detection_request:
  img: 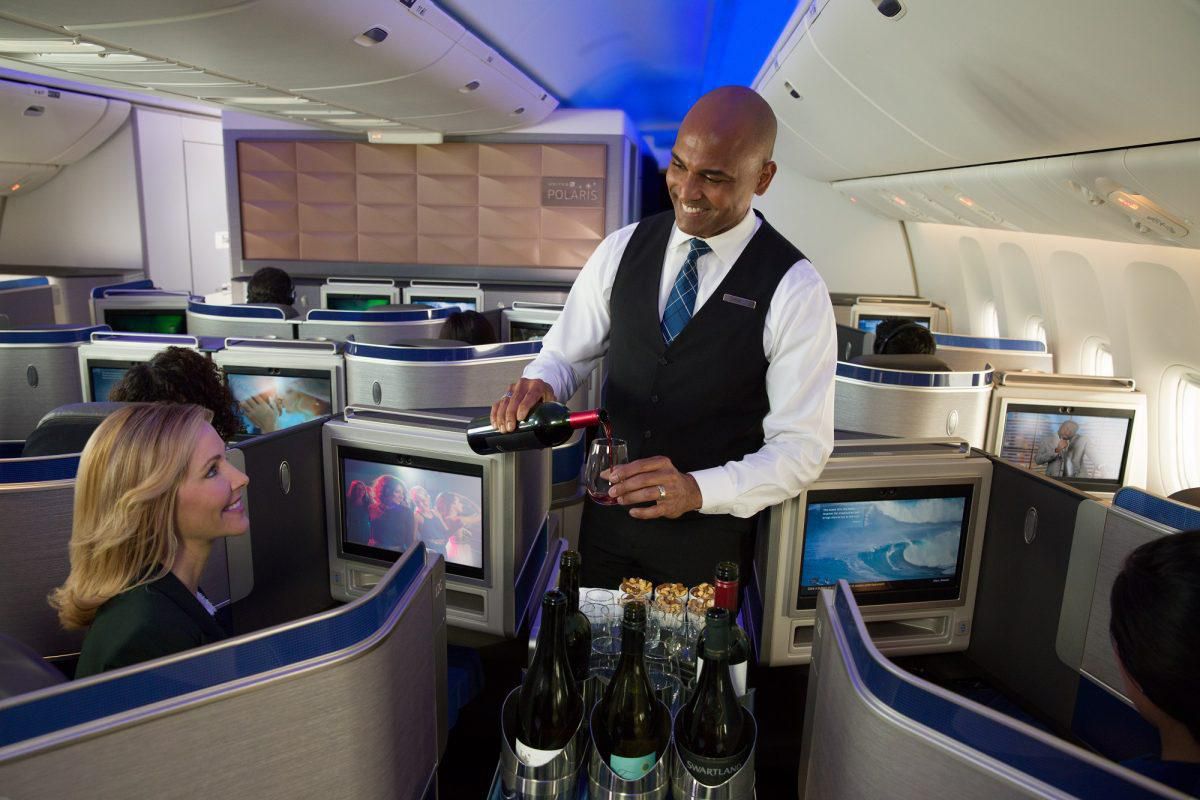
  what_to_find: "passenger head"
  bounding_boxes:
[439,310,496,345]
[666,85,778,239]
[246,266,295,306]
[1058,420,1079,439]
[49,404,248,629]
[1110,530,1200,746]
[873,320,937,356]
[372,474,408,509]
[109,347,240,441]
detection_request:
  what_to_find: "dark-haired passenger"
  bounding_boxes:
[439,310,497,345]
[246,266,298,319]
[369,474,415,553]
[1110,530,1200,795]
[109,347,241,441]
[345,480,372,546]
[873,319,936,356]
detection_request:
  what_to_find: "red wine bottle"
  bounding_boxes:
[516,590,583,766]
[468,402,608,454]
[598,602,660,781]
[557,550,591,685]
[696,561,750,695]
[678,608,745,786]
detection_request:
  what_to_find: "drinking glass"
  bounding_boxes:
[584,589,615,607]
[585,437,628,505]
[581,601,616,640]
[590,635,621,680]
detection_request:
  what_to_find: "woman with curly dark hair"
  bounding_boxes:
[109,347,241,441]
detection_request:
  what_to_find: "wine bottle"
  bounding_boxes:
[696,561,750,696]
[516,590,583,766]
[558,550,591,685]
[468,402,608,454]
[678,608,745,786]
[598,602,660,781]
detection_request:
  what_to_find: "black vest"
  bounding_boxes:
[606,210,800,473]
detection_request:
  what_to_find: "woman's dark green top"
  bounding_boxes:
[74,571,227,679]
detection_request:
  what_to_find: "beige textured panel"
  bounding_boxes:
[298,202,357,232]
[419,235,478,264]
[297,172,356,204]
[237,141,296,172]
[239,171,297,203]
[296,141,356,173]
[355,143,415,174]
[242,231,299,260]
[480,237,539,267]
[417,174,479,206]
[357,173,417,205]
[542,144,606,178]
[479,174,541,207]
[241,201,298,232]
[478,143,541,176]
[418,205,478,237]
[479,206,540,239]
[300,232,357,261]
[359,233,418,263]
[358,204,418,235]
[541,239,602,267]
[416,143,479,175]
[540,207,606,240]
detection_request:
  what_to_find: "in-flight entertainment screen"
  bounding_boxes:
[338,445,485,578]
[326,294,392,311]
[88,361,135,401]
[103,308,187,335]
[411,296,477,313]
[797,484,973,608]
[225,367,333,439]
[998,404,1134,491]
[508,320,552,342]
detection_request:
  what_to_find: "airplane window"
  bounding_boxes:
[981,302,1000,338]
[1082,337,1114,377]
[1177,373,1200,489]
[1024,316,1048,348]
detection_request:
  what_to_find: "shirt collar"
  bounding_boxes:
[667,208,759,267]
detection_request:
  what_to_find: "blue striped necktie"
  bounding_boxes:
[660,237,711,345]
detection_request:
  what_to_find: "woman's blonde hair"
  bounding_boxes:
[49,403,214,629]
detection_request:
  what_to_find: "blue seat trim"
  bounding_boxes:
[87,333,198,347]
[933,333,1047,352]
[1112,487,1200,532]
[0,277,49,291]
[832,583,1162,797]
[0,454,80,484]
[551,436,585,484]
[835,361,993,388]
[1071,674,1159,762]
[0,544,428,748]
[306,307,454,322]
[197,336,228,353]
[0,325,109,345]
[187,301,286,320]
[346,340,543,362]
[92,279,154,299]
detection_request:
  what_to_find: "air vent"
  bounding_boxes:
[459,80,481,93]
[873,0,906,19]
[354,27,389,47]
[511,106,525,116]
[783,81,802,100]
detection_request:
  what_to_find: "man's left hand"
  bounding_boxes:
[604,456,703,519]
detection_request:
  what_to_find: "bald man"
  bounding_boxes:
[1035,420,1093,479]
[492,86,836,588]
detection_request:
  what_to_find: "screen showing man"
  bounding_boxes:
[857,315,931,334]
[89,364,131,402]
[797,485,972,607]
[340,451,484,574]
[412,297,476,313]
[327,294,391,311]
[999,406,1133,486]
[104,309,187,335]
[226,370,332,436]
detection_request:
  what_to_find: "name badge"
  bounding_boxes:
[722,293,756,310]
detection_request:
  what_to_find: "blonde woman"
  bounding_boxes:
[49,403,249,678]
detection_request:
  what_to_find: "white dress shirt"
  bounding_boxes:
[523,208,837,518]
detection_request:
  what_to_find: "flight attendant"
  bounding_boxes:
[492,86,836,587]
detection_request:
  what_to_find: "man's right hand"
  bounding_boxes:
[490,378,555,432]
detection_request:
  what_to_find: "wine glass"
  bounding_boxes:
[585,437,628,505]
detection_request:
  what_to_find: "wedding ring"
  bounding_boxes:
[503,390,513,398]
[657,485,667,500]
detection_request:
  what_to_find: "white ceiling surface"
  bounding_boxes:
[756,0,1200,182]
[0,0,557,134]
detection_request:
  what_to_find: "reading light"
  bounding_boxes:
[353,27,389,46]
[957,195,976,208]
[459,81,481,93]
[511,107,525,116]
[367,130,444,144]
[891,195,908,206]
[10,183,20,192]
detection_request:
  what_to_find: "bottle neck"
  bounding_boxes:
[534,604,567,667]
[559,564,580,613]
[567,409,607,430]
[714,579,739,615]
[618,626,645,665]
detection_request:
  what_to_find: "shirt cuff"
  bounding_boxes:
[690,466,738,516]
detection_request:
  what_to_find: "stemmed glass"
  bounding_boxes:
[585,437,628,505]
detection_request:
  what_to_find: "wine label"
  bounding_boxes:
[676,742,745,787]
[609,751,657,781]
[515,738,565,767]
[696,656,748,697]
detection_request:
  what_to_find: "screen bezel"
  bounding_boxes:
[86,358,141,402]
[508,320,552,342]
[103,307,188,335]
[795,483,975,610]
[335,444,487,580]
[856,314,932,334]
[997,401,1135,493]
[223,364,335,442]
[325,293,393,311]
[403,285,483,313]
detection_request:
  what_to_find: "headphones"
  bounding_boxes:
[874,321,928,354]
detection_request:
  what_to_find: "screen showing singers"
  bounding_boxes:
[226,371,333,437]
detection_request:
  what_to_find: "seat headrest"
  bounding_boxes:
[849,353,953,372]
[1168,487,1200,510]
[389,337,472,348]
[242,303,299,320]
[21,402,129,458]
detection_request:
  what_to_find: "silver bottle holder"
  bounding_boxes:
[498,686,588,800]
[586,699,672,800]
[669,707,757,799]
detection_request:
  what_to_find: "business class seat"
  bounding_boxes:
[932,332,1054,373]
[21,402,127,458]
[849,352,952,371]
[0,633,65,701]
[1168,487,1200,509]
[185,300,297,339]
[298,306,453,345]
[0,324,109,441]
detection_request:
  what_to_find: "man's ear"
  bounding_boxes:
[755,161,778,195]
